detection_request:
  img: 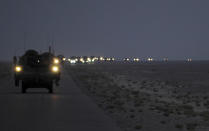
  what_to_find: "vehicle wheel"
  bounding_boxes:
[15,79,19,86]
[49,88,53,93]
[22,81,27,93]
[55,79,59,86]
[48,82,53,93]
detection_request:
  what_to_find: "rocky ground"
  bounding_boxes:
[67,61,209,131]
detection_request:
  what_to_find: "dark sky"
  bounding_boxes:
[1,0,209,60]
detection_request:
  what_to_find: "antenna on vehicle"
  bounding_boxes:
[49,46,52,53]
[52,34,55,55]
[23,32,26,52]
[52,40,54,55]
[46,33,50,51]
[13,48,17,65]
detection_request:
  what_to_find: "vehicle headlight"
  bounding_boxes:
[52,66,59,73]
[15,66,22,72]
[100,57,104,61]
[87,58,91,62]
[53,58,60,64]
[70,60,76,64]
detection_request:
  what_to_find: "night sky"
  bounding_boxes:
[1,0,209,60]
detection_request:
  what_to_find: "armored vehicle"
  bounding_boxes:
[14,49,61,93]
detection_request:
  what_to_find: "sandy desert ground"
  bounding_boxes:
[68,61,209,131]
[1,61,209,131]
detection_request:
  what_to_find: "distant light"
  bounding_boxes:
[148,58,153,61]
[107,58,111,61]
[63,58,66,61]
[123,58,130,61]
[80,58,84,62]
[163,58,168,61]
[93,57,98,61]
[100,57,104,61]
[80,58,85,63]
[187,58,192,62]
[87,57,92,63]
[134,58,140,62]
[70,59,76,64]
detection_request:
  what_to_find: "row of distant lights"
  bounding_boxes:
[124,58,193,62]
[62,57,193,64]
[63,57,150,63]
[66,57,101,64]
[62,57,115,64]
[123,58,192,62]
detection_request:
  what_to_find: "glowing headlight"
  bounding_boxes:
[100,57,104,61]
[93,57,98,61]
[87,58,91,62]
[52,66,59,72]
[15,66,22,72]
[70,60,76,64]
[80,58,83,61]
[148,58,153,61]
[163,58,168,61]
[187,58,192,62]
[54,58,60,64]
[134,58,140,62]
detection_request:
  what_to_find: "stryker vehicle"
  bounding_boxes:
[14,49,61,93]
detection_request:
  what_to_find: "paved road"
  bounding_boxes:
[0,69,121,131]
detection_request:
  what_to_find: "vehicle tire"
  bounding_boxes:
[48,82,53,93]
[22,81,27,93]
[15,79,19,86]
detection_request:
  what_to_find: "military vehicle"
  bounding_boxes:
[13,49,61,93]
